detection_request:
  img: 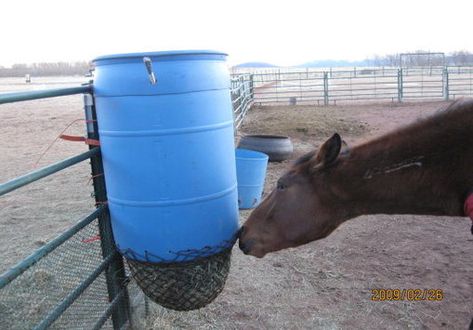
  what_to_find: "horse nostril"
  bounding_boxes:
[238,226,246,238]
[239,238,254,254]
[239,240,249,254]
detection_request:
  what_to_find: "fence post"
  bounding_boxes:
[299,71,302,101]
[397,68,403,102]
[84,91,131,329]
[249,74,254,99]
[443,67,449,101]
[323,72,329,106]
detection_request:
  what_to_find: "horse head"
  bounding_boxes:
[239,133,352,257]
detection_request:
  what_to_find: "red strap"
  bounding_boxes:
[60,134,100,146]
[463,194,473,220]
[82,235,101,243]
[463,193,473,235]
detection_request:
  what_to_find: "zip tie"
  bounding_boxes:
[87,173,104,185]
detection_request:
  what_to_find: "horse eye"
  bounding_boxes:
[277,181,287,191]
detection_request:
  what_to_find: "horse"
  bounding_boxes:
[239,98,473,258]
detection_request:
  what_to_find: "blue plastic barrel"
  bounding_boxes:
[93,50,239,262]
[235,148,269,209]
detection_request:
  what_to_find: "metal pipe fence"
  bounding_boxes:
[232,66,473,106]
[0,86,130,329]
[0,75,257,329]
[231,75,254,128]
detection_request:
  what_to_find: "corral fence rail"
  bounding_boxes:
[0,77,255,329]
[231,65,473,106]
[0,86,130,330]
[231,74,254,129]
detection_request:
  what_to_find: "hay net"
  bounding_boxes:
[127,249,232,311]
[0,218,125,330]
[122,238,236,311]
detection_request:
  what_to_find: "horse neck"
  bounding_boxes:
[332,107,473,217]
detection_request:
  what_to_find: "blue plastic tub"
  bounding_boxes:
[93,50,239,262]
[235,148,269,209]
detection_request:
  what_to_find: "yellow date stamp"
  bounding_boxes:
[371,289,444,301]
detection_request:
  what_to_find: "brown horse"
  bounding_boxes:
[239,98,473,258]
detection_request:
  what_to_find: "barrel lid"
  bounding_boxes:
[93,50,227,64]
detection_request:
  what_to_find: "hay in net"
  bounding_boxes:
[127,248,232,311]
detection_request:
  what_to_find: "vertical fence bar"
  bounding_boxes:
[299,71,302,102]
[249,74,254,99]
[276,71,279,104]
[443,67,450,101]
[84,91,131,329]
[397,68,403,102]
[323,72,329,106]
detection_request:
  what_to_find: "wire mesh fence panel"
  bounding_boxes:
[0,218,116,329]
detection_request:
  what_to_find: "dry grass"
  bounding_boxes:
[241,105,369,142]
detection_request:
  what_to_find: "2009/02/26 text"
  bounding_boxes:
[371,289,444,301]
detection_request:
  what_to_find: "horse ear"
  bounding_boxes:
[311,133,342,171]
[340,139,349,155]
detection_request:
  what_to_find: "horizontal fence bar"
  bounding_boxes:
[254,96,398,103]
[329,86,398,91]
[92,287,128,330]
[329,92,400,97]
[450,86,473,90]
[0,147,100,196]
[253,98,387,104]
[231,92,247,104]
[235,104,254,128]
[0,85,92,105]
[33,251,117,330]
[255,90,324,96]
[234,97,253,116]
[279,83,325,88]
[0,205,106,290]
[449,78,473,82]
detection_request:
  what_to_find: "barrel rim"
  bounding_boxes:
[93,49,228,63]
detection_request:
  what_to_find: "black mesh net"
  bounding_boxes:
[127,248,232,311]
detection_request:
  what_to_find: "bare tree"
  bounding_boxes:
[0,62,91,77]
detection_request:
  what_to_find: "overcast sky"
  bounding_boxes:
[1,0,472,67]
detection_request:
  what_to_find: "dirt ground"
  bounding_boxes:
[146,100,473,329]
[1,85,472,329]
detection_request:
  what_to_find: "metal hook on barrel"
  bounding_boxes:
[143,57,157,85]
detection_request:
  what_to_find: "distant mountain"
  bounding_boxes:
[233,62,277,68]
[297,59,370,68]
